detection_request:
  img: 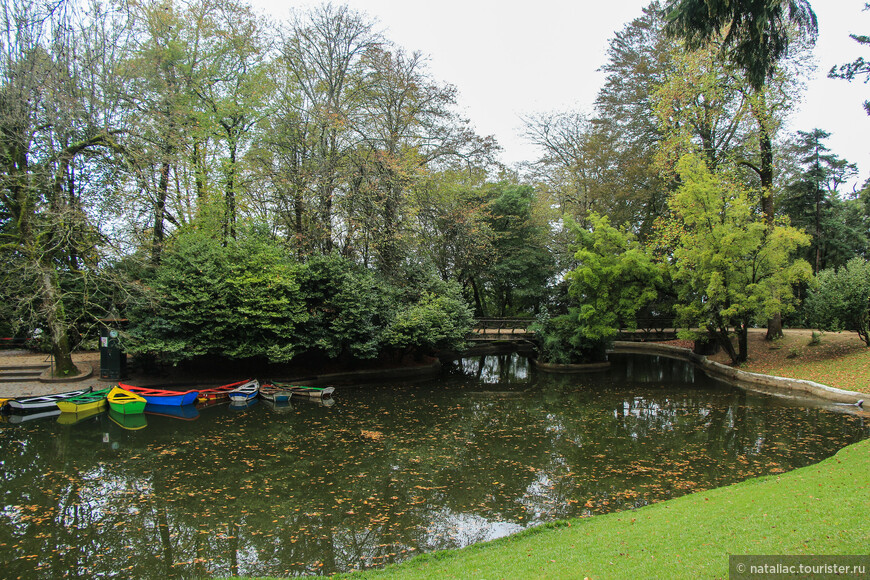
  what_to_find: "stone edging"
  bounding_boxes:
[532,360,611,373]
[38,362,94,383]
[611,341,866,406]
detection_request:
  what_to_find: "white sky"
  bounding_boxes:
[252,0,870,187]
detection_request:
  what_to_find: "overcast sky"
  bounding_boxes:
[253,0,870,187]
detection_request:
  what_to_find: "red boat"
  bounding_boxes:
[119,384,200,407]
[197,379,258,402]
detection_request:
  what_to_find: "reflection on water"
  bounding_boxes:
[1,353,867,577]
[459,354,530,384]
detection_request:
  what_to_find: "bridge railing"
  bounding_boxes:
[472,318,534,335]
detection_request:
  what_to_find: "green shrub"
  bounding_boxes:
[127,229,307,363]
[804,257,870,345]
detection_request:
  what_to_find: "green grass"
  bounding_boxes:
[322,438,870,579]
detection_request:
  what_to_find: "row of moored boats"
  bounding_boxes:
[0,379,335,417]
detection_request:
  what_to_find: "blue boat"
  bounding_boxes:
[120,384,199,406]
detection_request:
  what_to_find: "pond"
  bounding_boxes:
[1,353,867,578]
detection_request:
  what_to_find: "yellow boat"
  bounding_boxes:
[56,388,111,414]
[107,386,146,415]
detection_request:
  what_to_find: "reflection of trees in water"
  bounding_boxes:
[458,354,530,384]
[1,356,868,577]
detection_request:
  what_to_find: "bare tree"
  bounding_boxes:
[0,0,127,374]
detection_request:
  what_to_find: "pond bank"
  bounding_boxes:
[611,341,868,409]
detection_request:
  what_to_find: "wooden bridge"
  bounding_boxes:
[470,316,677,343]
[470,318,536,342]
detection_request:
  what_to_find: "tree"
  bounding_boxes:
[567,213,664,344]
[664,0,818,339]
[411,168,496,315]
[779,129,860,273]
[663,0,817,91]
[295,253,389,360]
[532,212,664,365]
[280,3,380,254]
[804,257,870,345]
[483,183,555,317]
[191,0,272,242]
[128,228,309,363]
[0,0,126,375]
[592,1,673,237]
[653,41,755,177]
[351,47,487,276]
[121,0,206,263]
[523,111,598,225]
[829,3,870,116]
[668,154,811,362]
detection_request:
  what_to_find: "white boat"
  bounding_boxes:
[7,387,93,413]
[227,379,259,402]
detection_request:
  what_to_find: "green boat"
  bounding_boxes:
[107,386,146,415]
[263,381,334,399]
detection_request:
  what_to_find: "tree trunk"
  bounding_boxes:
[759,126,774,226]
[709,325,738,364]
[754,90,782,340]
[765,313,783,341]
[192,140,206,200]
[224,138,237,241]
[737,323,748,363]
[39,264,79,376]
[152,159,170,265]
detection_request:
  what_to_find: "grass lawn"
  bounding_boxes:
[327,439,869,579]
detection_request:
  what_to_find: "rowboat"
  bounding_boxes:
[145,403,200,421]
[109,409,147,430]
[57,406,104,425]
[56,388,111,414]
[107,386,146,415]
[198,379,258,402]
[0,397,11,410]
[120,384,199,407]
[6,387,93,413]
[265,381,334,399]
[228,379,259,402]
[258,383,293,403]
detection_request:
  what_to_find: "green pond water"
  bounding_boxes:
[1,353,867,578]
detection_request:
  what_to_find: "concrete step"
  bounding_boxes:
[0,366,48,383]
[0,365,49,372]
